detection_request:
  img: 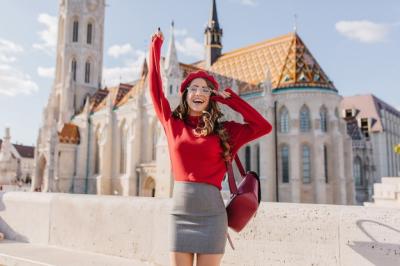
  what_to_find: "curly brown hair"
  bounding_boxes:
[172,79,232,162]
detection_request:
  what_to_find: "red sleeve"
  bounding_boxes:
[148,35,172,125]
[211,88,272,156]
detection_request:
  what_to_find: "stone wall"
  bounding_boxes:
[1,192,399,265]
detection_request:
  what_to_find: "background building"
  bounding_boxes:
[0,127,35,191]
[342,95,400,178]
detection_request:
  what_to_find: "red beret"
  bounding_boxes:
[179,70,219,95]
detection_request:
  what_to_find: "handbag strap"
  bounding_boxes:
[234,155,246,176]
[226,154,246,194]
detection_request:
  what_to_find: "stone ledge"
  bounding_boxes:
[0,240,148,266]
[1,192,400,266]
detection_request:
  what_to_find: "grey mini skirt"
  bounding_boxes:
[168,181,228,254]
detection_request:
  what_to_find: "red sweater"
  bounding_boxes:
[149,36,272,190]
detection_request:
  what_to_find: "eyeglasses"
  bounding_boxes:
[187,86,212,95]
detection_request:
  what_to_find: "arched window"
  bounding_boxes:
[302,144,311,183]
[72,20,79,42]
[279,107,290,133]
[87,23,93,44]
[245,146,251,172]
[300,105,311,132]
[143,177,156,197]
[71,59,77,81]
[320,106,328,132]
[256,143,260,174]
[281,145,290,183]
[353,157,362,186]
[85,61,91,83]
[323,145,328,183]
[119,124,127,174]
[94,130,100,174]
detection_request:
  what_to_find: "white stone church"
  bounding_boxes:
[32,0,355,204]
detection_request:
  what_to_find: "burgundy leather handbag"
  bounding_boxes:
[225,154,261,233]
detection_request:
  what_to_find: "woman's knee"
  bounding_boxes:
[170,252,195,266]
[196,253,223,266]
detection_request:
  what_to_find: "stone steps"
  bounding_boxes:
[0,240,150,266]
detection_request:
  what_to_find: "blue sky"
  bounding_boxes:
[0,0,399,145]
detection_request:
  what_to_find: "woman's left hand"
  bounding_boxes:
[212,89,231,99]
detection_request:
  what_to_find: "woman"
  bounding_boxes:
[149,29,272,266]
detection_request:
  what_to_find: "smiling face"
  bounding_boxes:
[186,78,212,116]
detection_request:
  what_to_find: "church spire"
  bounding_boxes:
[165,20,179,73]
[164,21,182,96]
[209,0,220,30]
[204,0,223,68]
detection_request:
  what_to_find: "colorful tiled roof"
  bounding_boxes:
[75,32,339,117]
[116,80,144,108]
[89,88,109,112]
[194,32,336,93]
[58,123,80,144]
[91,83,134,112]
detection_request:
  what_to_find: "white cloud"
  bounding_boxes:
[103,50,145,86]
[174,28,188,37]
[0,39,35,96]
[33,13,57,54]
[335,20,390,43]
[176,37,203,60]
[0,64,39,96]
[240,0,258,6]
[0,39,23,63]
[37,66,55,78]
[107,44,133,58]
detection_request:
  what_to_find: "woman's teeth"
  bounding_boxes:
[193,99,204,104]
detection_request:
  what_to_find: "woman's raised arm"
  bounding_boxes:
[211,88,272,156]
[149,31,172,125]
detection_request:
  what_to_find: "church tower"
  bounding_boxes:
[32,0,105,192]
[204,0,223,68]
[54,0,105,125]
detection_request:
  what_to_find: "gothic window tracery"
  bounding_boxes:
[279,106,290,133]
[302,144,311,183]
[300,105,311,132]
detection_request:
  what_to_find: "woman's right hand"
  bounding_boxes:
[151,28,164,42]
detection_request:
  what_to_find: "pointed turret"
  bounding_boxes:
[210,0,220,29]
[4,127,10,141]
[0,128,12,163]
[164,21,182,96]
[204,0,223,68]
[165,21,179,75]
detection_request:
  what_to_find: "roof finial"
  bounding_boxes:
[171,20,174,27]
[293,13,298,33]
